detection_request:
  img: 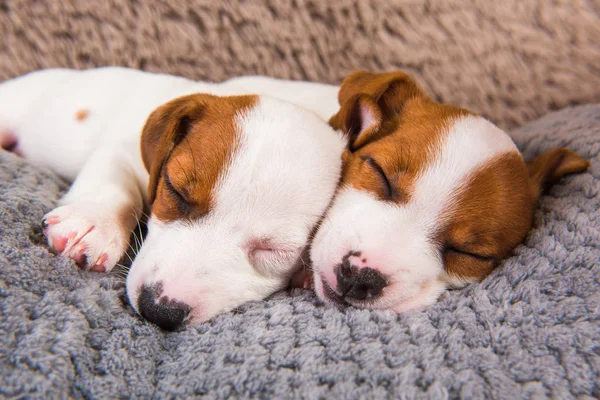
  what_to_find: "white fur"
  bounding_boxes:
[126,97,345,323]
[311,115,520,311]
[224,75,339,121]
[0,67,344,325]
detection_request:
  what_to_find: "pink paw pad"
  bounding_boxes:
[50,235,68,254]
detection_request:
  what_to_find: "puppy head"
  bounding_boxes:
[312,71,589,312]
[127,93,345,329]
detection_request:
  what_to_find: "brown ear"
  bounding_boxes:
[141,95,205,204]
[329,94,383,151]
[337,70,427,118]
[329,70,427,151]
[526,148,590,198]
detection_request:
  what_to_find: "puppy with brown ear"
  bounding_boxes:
[0,67,345,330]
[310,70,589,312]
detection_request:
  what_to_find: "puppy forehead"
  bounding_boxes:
[155,95,258,222]
[422,115,519,182]
[409,115,520,227]
[166,94,259,173]
[212,96,341,218]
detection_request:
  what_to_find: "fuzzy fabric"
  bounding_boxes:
[1,0,600,130]
[1,0,599,398]
[1,105,598,399]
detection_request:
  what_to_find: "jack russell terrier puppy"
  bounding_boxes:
[0,67,345,330]
[306,71,590,313]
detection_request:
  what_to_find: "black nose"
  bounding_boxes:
[138,285,191,331]
[336,263,388,301]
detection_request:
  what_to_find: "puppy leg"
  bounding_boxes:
[42,146,144,272]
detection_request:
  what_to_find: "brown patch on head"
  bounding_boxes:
[438,152,534,280]
[75,109,89,122]
[334,83,471,202]
[330,70,473,202]
[439,147,589,281]
[140,93,257,222]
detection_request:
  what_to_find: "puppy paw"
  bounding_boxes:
[42,204,131,272]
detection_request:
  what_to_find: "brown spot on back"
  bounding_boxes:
[140,94,257,222]
[75,109,89,122]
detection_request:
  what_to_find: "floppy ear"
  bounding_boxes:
[526,147,590,198]
[328,94,383,152]
[141,95,205,204]
[329,70,427,151]
[337,70,426,118]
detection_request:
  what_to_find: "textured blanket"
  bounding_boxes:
[1,0,599,398]
[1,105,598,398]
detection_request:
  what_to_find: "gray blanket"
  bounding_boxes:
[0,104,598,399]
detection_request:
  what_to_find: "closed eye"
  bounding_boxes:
[364,157,393,199]
[445,246,495,263]
[163,173,190,212]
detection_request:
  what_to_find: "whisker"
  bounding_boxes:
[132,229,142,253]
[136,208,151,220]
[115,262,129,270]
[130,229,139,253]
[136,218,145,247]
[126,207,148,255]
[124,247,135,264]
[111,263,130,282]
[129,205,148,247]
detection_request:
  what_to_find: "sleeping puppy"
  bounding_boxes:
[0,67,345,330]
[309,71,590,312]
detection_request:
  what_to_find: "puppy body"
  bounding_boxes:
[0,67,344,329]
[0,68,340,181]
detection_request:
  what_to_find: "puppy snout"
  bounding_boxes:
[336,258,388,301]
[138,284,191,331]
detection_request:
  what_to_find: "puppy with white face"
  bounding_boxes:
[310,71,590,312]
[0,68,344,330]
[127,94,344,327]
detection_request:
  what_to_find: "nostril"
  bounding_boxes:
[340,258,354,277]
[138,284,191,331]
[337,266,388,301]
[336,260,357,287]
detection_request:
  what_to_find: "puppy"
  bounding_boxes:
[0,67,345,329]
[309,71,590,312]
